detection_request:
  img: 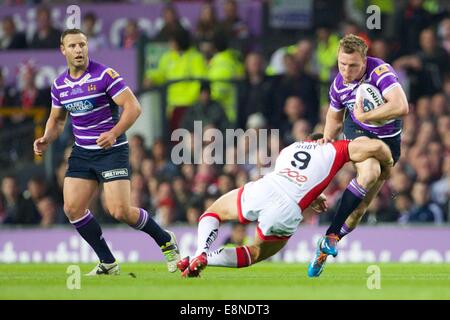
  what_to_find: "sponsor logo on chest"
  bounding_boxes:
[65,100,94,112]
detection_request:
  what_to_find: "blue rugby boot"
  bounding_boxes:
[320,234,339,257]
[307,244,328,277]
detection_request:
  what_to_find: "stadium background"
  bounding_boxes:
[0,0,449,266]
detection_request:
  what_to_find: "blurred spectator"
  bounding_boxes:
[130,173,150,210]
[153,181,176,227]
[129,136,146,174]
[395,193,414,224]
[394,0,433,55]
[12,61,50,110]
[154,4,186,42]
[193,162,216,198]
[293,38,319,79]
[29,6,60,49]
[180,81,229,133]
[0,66,16,142]
[172,175,191,221]
[369,38,394,63]
[237,52,272,129]
[15,175,47,225]
[1,16,27,50]
[430,156,449,212]
[389,169,413,195]
[0,175,24,224]
[430,91,448,117]
[291,119,312,143]
[144,28,207,132]
[438,17,450,54]
[270,53,319,129]
[223,222,250,247]
[151,138,179,181]
[6,61,50,162]
[341,20,371,47]
[217,173,235,196]
[403,181,444,224]
[185,199,202,226]
[119,19,146,49]
[394,27,449,101]
[208,31,244,125]
[36,196,65,227]
[280,96,307,145]
[202,194,218,212]
[218,0,249,50]
[315,26,339,86]
[195,2,218,60]
[82,12,108,51]
[266,38,318,77]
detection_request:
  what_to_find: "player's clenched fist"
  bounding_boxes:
[33,137,49,156]
[96,131,117,149]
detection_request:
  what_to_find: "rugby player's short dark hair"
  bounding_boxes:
[307,132,324,140]
[60,28,87,44]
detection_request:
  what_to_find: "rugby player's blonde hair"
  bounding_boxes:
[339,34,368,58]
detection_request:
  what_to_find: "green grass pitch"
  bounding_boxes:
[1,262,449,300]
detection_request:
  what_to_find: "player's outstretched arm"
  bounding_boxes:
[320,107,344,144]
[348,139,393,168]
[33,107,67,156]
[96,88,141,149]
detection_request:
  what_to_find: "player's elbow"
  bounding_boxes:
[132,102,142,118]
[398,101,409,116]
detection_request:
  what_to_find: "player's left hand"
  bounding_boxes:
[310,193,328,213]
[353,97,367,123]
[96,131,117,149]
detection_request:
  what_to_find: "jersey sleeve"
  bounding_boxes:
[331,140,351,165]
[104,68,128,99]
[371,63,401,96]
[329,80,344,112]
[50,83,62,108]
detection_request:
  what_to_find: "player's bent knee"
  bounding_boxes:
[63,204,86,221]
[357,166,381,188]
[109,205,131,222]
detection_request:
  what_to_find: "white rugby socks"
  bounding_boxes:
[194,212,221,257]
[207,246,252,268]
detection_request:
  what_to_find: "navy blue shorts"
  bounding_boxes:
[343,116,401,164]
[66,144,131,183]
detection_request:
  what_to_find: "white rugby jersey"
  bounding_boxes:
[263,140,350,210]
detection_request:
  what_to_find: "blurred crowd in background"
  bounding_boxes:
[0,0,449,229]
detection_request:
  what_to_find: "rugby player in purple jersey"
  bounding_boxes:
[33,29,180,275]
[308,34,409,277]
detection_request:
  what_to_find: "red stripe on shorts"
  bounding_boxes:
[256,225,291,241]
[237,186,251,224]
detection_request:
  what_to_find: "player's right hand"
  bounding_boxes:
[33,137,49,156]
[316,137,334,145]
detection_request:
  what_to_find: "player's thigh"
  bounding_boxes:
[354,156,381,182]
[63,177,99,219]
[206,188,240,222]
[102,179,131,213]
[251,236,288,263]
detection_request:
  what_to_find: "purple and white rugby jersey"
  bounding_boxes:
[51,60,128,149]
[329,56,402,138]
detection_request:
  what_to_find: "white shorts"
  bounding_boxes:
[237,179,302,241]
